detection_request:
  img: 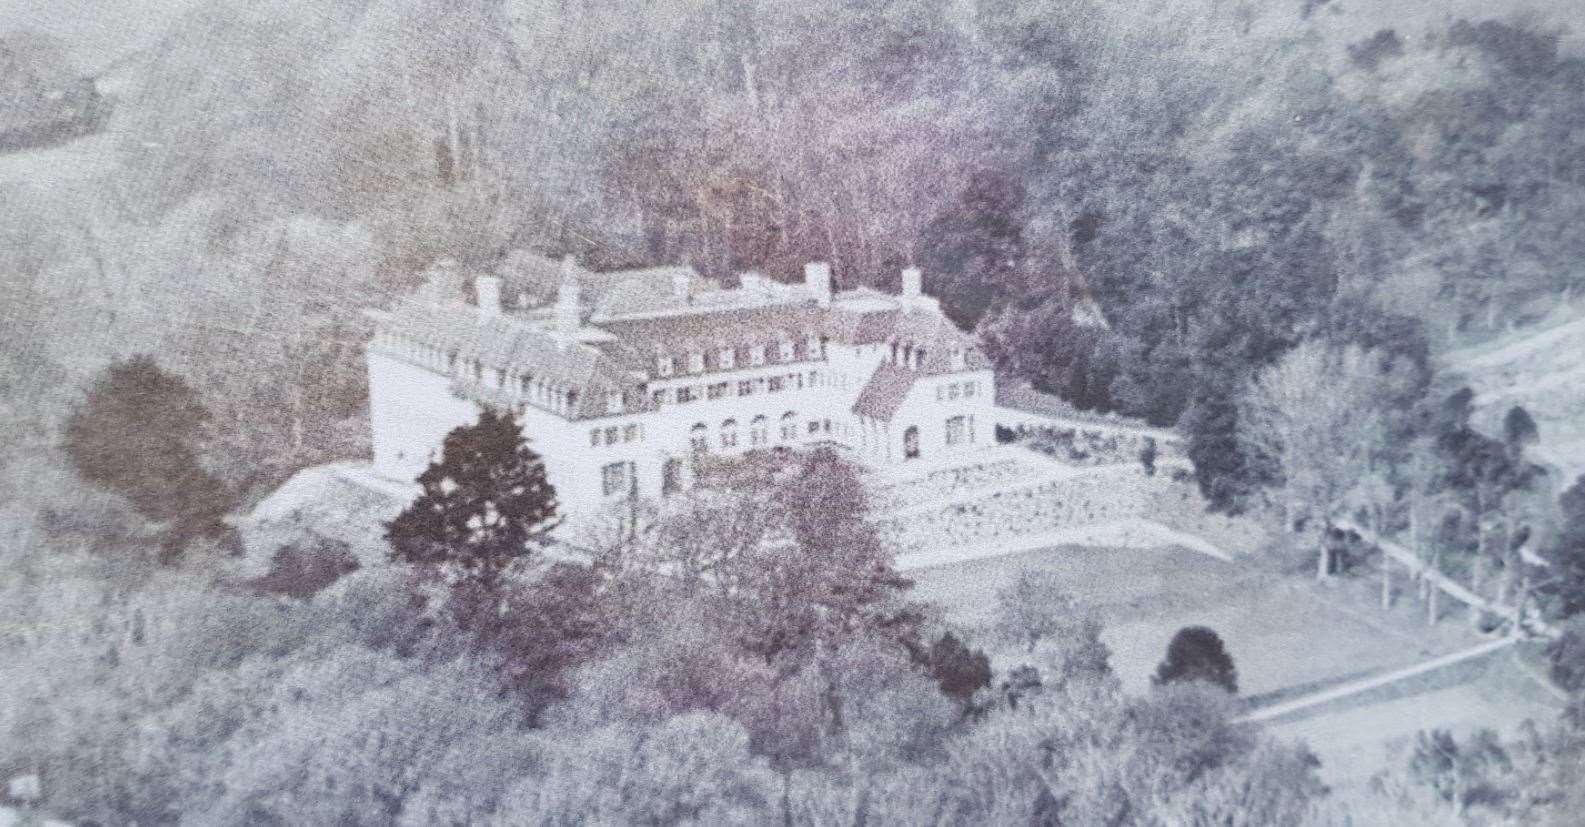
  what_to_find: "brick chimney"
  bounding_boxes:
[555,255,581,342]
[474,275,501,319]
[804,261,832,307]
[901,266,922,299]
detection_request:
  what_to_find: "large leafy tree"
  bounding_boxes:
[61,355,233,555]
[387,408,559,590]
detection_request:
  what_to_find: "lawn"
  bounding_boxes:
[909,544,1475,697]
[911,543,1565,790]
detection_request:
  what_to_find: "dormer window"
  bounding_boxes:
[950,346,966,371]
[606,391,623,414]
[750,345,766,366]
[805,335,821,358]
[657,355,675,377]
[779,340,795,361]
[688,351,705,373]
[718,347,736,370]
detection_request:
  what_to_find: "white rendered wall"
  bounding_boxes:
[367,350,479,483]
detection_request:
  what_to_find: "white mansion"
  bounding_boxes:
[364,255,999,518]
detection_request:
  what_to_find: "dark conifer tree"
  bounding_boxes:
[387,408,559,590]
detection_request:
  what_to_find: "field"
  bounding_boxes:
[910,543,1562,788]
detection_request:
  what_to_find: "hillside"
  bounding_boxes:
[1442,306,1585,487]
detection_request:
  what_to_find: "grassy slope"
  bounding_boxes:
[1441,305,1585,489]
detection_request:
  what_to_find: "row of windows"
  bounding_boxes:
[688,413,830,450]
[655,371,820,405]
[656,336,827,377]
[935,381,980,402]
[590,423,643,447]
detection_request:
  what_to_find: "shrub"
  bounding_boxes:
[1153,626,1238,694]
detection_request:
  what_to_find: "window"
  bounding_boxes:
[768,376,784,393]
[602,461,631,497]
[936,385,945,401]
[522,374,534,394]
[677,386,695,403]
[658,356,675,377]
[472,360,483,381]
[688,352,705,373]
[946,415,968,446]
[690,423,708,450]
[604,426,619,445]
[495,368,507,388]
[948,383,961,401]
[750,415,768,446]
[950,347,966,370]
[809,420,820,435]
[794,373,804,390]
[904,425,920,460]
[721,419,739,448]
[663,457,683,496]
[964,381,976,398]
[707,382,728,400]
[779,340,795,361]
[718,347,736,369]
[781,412,798,441]
[623,424,640,442]
[738,380,754,397]
[607,391,623,414]
[590,429,601,447]
[652,388,668,404]
[750,345,766,366]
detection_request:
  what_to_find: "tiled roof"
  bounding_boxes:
[851,363,917,421]
[375,297,647,419]
[378,261,991,420]
[598,303,829,371]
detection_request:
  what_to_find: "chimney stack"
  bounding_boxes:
[474,275,501,319]
[555,255,581,342]
[901,266,922,299]
[804,261,832,307]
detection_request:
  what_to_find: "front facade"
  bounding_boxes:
[364,256,997,519]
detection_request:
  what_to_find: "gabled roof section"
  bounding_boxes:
[852,363,918,421]
[373,296,650,419]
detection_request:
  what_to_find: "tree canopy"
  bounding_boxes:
[387,408,559,589]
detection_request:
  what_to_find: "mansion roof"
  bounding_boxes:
[369,256,988,421]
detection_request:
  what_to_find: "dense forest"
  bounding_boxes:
[4,0,1585,823]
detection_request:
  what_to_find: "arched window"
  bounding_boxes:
[690,423,708,450]
[720,418,739,448]
[750,415,768,446]
[780,411,798,441]
[945,415,967,446]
